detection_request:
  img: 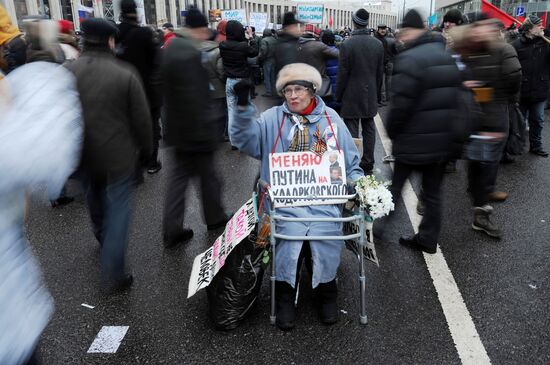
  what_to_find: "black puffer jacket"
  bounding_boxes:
[219,21,259,78]
[513,34,550,102]
[387,31,461,165]
[162,35,218,151]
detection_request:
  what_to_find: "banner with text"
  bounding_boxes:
[222,9,247,24]
[187,197,257,298]
[343,216,378,266]
[297,4,324,24]
[269,151,347,208]
[249,12,268,33]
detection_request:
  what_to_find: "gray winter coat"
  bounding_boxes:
[336,28,384,118]
[297,35,339,77]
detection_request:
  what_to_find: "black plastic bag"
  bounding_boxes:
[506,103,527,156]
[206,236,266,330]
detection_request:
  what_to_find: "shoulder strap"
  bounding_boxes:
[324,111,342,153]
[271,113,286,154]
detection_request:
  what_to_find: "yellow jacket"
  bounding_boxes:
[0,5,20,46]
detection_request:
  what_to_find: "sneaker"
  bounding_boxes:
[472,206,502,239]
[488,191,508,202]
[163,229,194,249]
[529,148,549,157]
[147,161,162,174]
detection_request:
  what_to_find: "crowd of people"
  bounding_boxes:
[1,0,549,361]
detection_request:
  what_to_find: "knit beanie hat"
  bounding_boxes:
[401,9,424,29]
[283,12,300,27]
[162,22,174,30]
[120,0,137,16]
[352,9,369,27]
[443,9,463,25]
[276,63,322,95]
[321,30,335,45]
[522,15,542,32]
[185,7,208,28]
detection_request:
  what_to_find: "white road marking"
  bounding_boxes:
[374,115,491,365]
[87,326,129,354]
[81,303,95,309]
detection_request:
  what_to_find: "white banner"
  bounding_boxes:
[221,9,247,24]
[249,12,268,33]
[297,4,324,24]
[269,150,347,208]
[343,217,378,266]
[187,197,257,298]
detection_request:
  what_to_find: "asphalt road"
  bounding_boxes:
[26,93,549,364]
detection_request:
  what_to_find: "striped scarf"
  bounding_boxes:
[287,115,328,156]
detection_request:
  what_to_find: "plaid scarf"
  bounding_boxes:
[288,115,310,152]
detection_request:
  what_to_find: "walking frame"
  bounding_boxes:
[256,179,371,325]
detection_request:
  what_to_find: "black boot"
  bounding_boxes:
[275,281,296,331]
[315,280,338,325]
[472,205,502,239]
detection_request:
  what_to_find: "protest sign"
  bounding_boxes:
[269,151,347,208]
[343,217,378,266]
[187,197,258,298]
[249,12,268,33]
[297,4,324,24]
[222,9,247,24]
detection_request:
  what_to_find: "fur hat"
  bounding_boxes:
[443,9,463,26]
[276,63,322,96]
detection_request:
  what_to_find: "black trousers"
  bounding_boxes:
[467,140,506,207]
[344,117,375,173]
[162,148,225,235]
[149,106,162,166]
[390,162,445,250]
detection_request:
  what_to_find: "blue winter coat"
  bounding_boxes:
[230,96,363,288]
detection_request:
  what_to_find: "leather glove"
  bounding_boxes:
[234,80,253,106]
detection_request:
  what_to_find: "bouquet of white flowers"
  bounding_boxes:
[354,175,394,219]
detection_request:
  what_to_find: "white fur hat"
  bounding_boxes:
[276,63,322,96]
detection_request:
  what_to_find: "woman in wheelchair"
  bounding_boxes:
[230,63,364,330]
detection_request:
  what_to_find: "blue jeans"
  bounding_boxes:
[520,100,545,150]
[85,174,133,282]
[262,60,275,95]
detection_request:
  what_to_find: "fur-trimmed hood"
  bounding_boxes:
[275,63,322,95]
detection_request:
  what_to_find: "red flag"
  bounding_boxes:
[517,15,525,24]
[481,0,520,28]
[540,12,547,29]
[329,16,333,27]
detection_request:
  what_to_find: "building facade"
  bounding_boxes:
[1,0,397,30]
[435,0,549,21]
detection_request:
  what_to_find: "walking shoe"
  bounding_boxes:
[416,199,425,216]
[399,235,437,254]
[444,161,457,173]
[163,229,194,249]
[529,148,549,157]
[103,274,133,293]
[488,191,508,202]
[147,161,162,174]
[315,280,338,325]
[383,154,396,163]
[50,196,75,208]
[472,205,502,239]
[275,281,297,331]
[207,215,231,231]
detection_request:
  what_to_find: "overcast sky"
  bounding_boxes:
[391,0,434,17]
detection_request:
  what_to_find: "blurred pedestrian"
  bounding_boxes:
[162,8,229,248]
[335,8,384,175]
[297,24,338,101]
[161,22,176,48]
[374,24,396,105]
[117,0,163,175]
[258,28,277,96]
[274,12,301,76]
[58,19,79,61]
[385,9,461,254]
[513,15,550,157]
[455,15,522,238]
[215,19,228,43]
[321,29,341,113]
[219,20,259,144]
[66,18,152,290]
[0,22,81,362]
[0,5,26,73]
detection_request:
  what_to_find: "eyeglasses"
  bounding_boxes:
[282,86,309,97]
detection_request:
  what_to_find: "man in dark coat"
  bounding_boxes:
[258,28,277,96]
[374,24,396,105]
[117,0,163,174]
[66,18,153,290]
[336,8,384,174]
[513,15,550,157]
[386,10,461,254]
[162,8,228,248]
[274,12,301,76]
